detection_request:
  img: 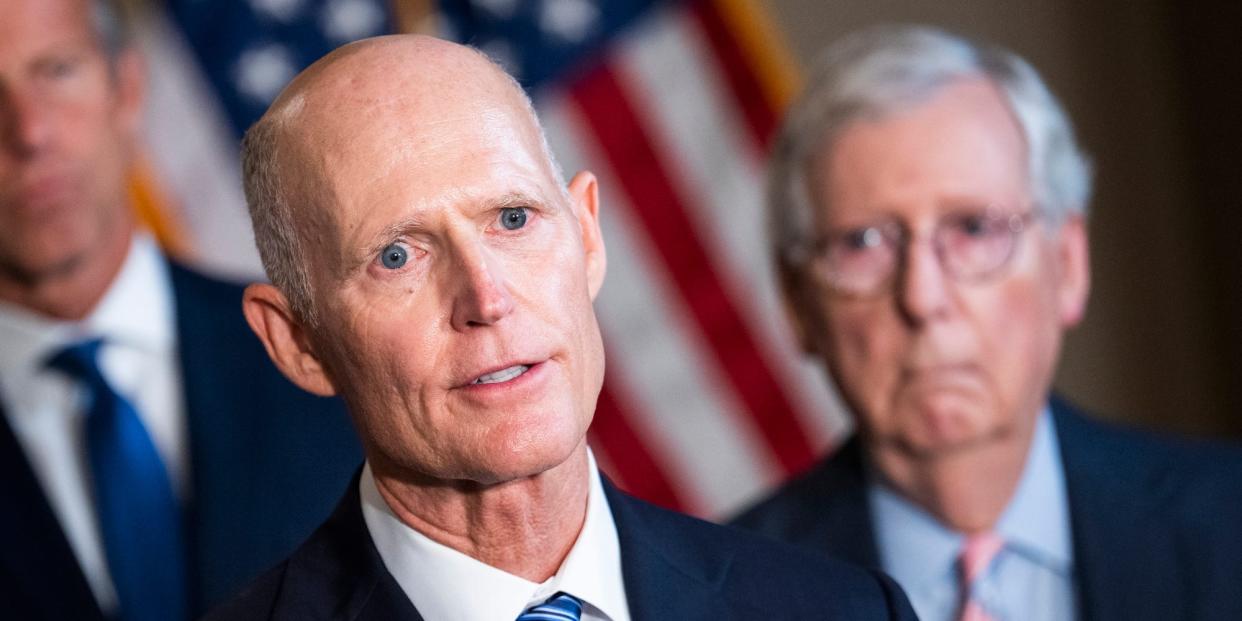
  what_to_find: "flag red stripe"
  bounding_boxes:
[589,376,687,513]
[686,0,780,152]
[567,63,815,476]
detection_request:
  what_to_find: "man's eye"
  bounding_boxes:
[952,214,996,238]
[49,60,76,78]
[499,207,527,231]
[38,57,80,80]
[379,243,409,269]
[841,226,884,251]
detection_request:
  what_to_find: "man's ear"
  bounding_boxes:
[112,47,146,138]
[1054,215,1091,328]
[242,284,338,396]
[567,171,607,300]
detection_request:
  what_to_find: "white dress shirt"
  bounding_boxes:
[870,408,1077,621]
[0,234,188,613]
[361,451,632,621]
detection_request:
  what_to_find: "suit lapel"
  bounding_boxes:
[169,260,249,611]
[802,438,882,569]
[270,475,423,621]
[1053,400,1186,621]
[0,402,106,620]
[604,481,734,620]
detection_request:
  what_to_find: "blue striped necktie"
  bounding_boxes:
[517,592,584,621]
[47,339,188,621]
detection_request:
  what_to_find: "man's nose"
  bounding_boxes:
[895,238,954,325]
[449,243,516,331]
[0,88,53,158]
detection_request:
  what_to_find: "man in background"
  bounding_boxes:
[733,24,1242,621]
[0,1,359,618]
[208,33,916,620]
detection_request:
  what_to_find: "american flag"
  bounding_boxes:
[134,0,848,519]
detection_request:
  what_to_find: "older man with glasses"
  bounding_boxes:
[732,24,1242,621]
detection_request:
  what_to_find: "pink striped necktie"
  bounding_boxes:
[958,532,1004,621]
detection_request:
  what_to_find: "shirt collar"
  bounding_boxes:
[0,234,174,380]
[85,234,175,356]
[869,407,1073,593]
[869,468,961,595]
[360,449,630,621]
[994,407,1073,571]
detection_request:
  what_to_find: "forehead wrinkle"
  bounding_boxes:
[307,99,539,200]
[263,35,562,275]
[342,110,552,232]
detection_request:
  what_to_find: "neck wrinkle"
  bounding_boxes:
[371,444,591,582]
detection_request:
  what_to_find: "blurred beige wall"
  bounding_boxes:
[761,0,1240,438]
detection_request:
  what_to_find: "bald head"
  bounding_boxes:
[242,35,564,324]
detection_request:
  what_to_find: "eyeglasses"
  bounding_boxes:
[787,208,1038,297]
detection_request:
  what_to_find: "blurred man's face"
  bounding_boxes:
[292,81,607,486]
[796,78,1088,459]
[0,0,140,285]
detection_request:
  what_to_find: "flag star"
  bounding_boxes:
[321,0,386,43]
[249,0,305,22]
[472,0,519,19]
[539,0,599,43]
[234,44,298,105]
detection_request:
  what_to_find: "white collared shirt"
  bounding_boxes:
[870,408,1077,621]
[360,451,632,621]
[0,234,187,613]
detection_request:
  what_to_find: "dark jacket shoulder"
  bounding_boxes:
[727,437,880,569]
[168,261,363,611]
[604,481,915,619]
[730,397,1242,620]
[1050,398,1242,620]
[207,475,917,620]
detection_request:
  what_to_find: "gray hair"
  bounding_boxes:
[240,115,320,325]
[241,43,567,327]
[769,24,1093,276]
[90,0,130,59]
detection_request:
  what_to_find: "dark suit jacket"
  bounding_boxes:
[0,262,362,619]
[731,398,1242,621]
[205,474,918,620]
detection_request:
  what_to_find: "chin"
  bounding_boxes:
[890,396,1006,457]
[468,423,586,485]
[465,450,581,487]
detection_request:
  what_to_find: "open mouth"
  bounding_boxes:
[471,364,532,385]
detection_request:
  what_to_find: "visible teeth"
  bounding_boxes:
[473,365,530,385]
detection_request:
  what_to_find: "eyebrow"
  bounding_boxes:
[489,191,546,211]
[356,214,427,268]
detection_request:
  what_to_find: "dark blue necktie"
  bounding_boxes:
[517,592,584,621]
[47,339,188,621]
